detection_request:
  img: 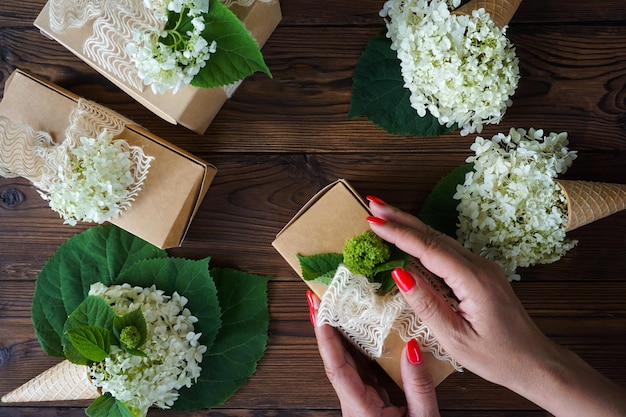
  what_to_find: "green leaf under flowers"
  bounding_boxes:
[189,0,271,89]
[32,225,166,357]
[297,253,344,281]
[419,164,474,238]
[349,29,457,137]
[172,267,271,410]
[86,393,134,417]
[114,308,147,351]
[66,326,111,363]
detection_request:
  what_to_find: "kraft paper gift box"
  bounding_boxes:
[0,69,216,248]
[272,179,456,388]
[34,0,282,134]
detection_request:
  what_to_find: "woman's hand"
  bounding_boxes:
[307,290,441,417]
[365,195,626,417]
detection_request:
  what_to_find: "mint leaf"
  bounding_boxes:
[419,164,473,238]
[66,326,111,363]
[349,29,457,137]
[114,308,147,350]
[190,0,270,88]
[297,253,343,281]
[86,394,134,417]
[173,268,270,410]
[33,225,166,357]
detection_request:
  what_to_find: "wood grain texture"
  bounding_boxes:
[1,0,626,416]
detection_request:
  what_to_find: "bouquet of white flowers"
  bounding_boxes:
[350,0,521,137]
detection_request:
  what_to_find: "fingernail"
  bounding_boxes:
[366,216,387,225]
[309,307,317,327]
[391,268,416,292]
[306,289,315,309]
[406,339,422,364]
[366,195,387,206]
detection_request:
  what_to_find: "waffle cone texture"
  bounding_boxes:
[1,360,99,402]
[556,180,626,232]
[453,0,522,28]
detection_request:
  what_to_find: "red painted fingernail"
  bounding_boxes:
[306,290,315,309]
[309,307,317,327]
[366,216,387,225]
[366,195,387,206]
[406,339,422,364]
[391,268,416,292]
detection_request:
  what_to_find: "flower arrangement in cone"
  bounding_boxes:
[419,127,626,280]
[349,0,521,136]
[1,224,270,417]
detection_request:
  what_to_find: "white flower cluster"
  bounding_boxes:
[128,0,216,94]
[454,128,578,280]
[88,282,207,417]
[381,0,520,135]
[42,130,135,226]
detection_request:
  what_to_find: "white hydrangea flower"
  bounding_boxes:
[453,128,578,280]
[41,130,137,226]
[128,0,216,94]
[88,282,207,417]
[380,0,519,135]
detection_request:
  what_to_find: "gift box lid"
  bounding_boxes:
[0,69,216,248]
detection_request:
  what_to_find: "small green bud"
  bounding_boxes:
[343,230,391,277]
[120,326,141,350]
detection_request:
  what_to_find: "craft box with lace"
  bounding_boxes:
[34,0,282,134]
[272,179,460,388]
[0,69,216,248]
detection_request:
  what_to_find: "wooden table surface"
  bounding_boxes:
[1,0,626,415]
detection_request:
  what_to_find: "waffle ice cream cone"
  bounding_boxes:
[452,0,522,29]
[556,180,626,232]
[1,360,99,402]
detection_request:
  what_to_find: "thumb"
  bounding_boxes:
[401,339,440,417]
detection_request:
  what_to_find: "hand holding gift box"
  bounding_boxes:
[272,180,460,388]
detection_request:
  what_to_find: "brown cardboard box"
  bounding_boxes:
[0,69,216,248]
[272,179,455,388]
[34,0,282,134]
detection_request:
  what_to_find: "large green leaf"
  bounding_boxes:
[173,267,270,410]
[86,394,134,417]
[297,253,343,281]
[418,164,473,238]
[349,29,457,137]
[32,225,167,357]
[190,0,271,88]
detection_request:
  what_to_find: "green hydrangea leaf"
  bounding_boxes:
[66,326,111,363]
[190,0,271,89]
[297,253,343,281]
[419,164,474,238]
[349,29,457,137]
[32,225,166,357]
[62,296,116,365]
[86,394,134,417]
[173,267,270,410]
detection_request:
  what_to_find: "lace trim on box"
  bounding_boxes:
[317,264,462,371]
[0,99,152,215]
[49,0,274,92]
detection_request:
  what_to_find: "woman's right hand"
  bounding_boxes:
[365,196,626,417]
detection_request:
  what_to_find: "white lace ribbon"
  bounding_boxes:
[48,0,276,92]
[0,99,152,219]
[317,263,462,371]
